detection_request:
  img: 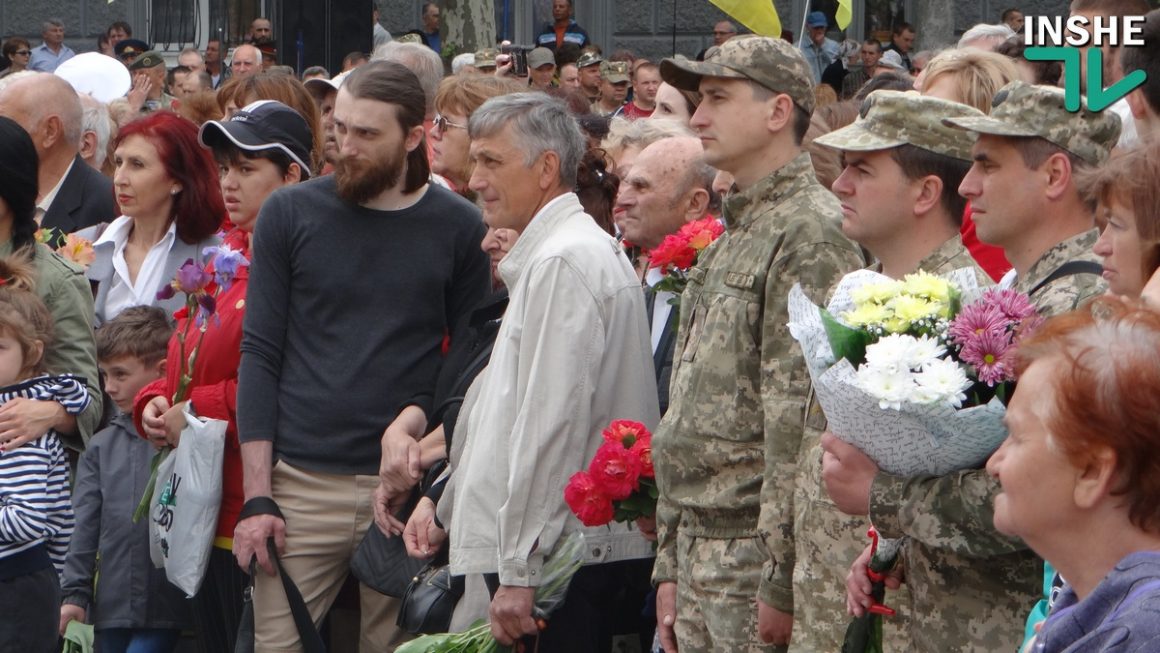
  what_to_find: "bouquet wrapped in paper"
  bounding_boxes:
[788,268,1043,653]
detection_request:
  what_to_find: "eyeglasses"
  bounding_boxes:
[712,31,735,36]
[14,50,31,56]
[433,113,467,132]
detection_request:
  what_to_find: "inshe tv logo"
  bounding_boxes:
[1024,15,1148,112]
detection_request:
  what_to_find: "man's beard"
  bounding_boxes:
[334,145,406,205]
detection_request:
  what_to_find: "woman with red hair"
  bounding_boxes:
[988,298,1160,652]
[89,111,224,326]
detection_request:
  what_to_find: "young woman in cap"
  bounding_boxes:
[134,100,312,652]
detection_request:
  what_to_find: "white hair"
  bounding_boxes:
[957,23,1016,50]
[451,52,476,75]
[78,94,111,167]
[371,41,444,114]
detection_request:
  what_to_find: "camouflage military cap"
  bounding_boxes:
[601,60,630,84]
[577,51,603,69]
[129,51,166,70]
[475,48,498,69]
[813,90,984,161]
[660,35,816,113]
[396,33,424,45]
[942,80,1121,166]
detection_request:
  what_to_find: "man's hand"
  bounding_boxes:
[402,496,446,558]
[635,516,657,542]
[656,581,678,653]
[0,398,67,452]
[59,604,85,635]
[820,431,878,516]
[379,424,423,496]
[846,542,903,617]
[141,395,173,448]
[126,73,152,112]
[489,585,538,646]
[757,600,793,646]
[233,513,286,576]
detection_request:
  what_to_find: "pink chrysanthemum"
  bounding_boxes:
[949,302,1009,347]
[984,288,1039,322]
[959,329,1015,386]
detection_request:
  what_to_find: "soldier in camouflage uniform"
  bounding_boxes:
[786,91,991,653]
[652,36,864,653]
[824,81,1120,653]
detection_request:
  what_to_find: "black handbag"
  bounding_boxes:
[236,538,326,653]
[396,563,466,635]
[350,518,428,598]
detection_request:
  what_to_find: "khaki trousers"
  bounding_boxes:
[254,460,408,652]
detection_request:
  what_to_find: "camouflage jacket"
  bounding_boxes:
[866,229,1104,651]
[652,153,863,612]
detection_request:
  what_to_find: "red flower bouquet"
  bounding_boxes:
[647,217,724,300]
[564,420,658,527]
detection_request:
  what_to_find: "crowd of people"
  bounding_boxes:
[2,0,1160,652]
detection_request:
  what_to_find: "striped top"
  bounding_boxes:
[0,375,90,577]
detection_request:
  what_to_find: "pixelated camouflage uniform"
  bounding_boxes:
[861,80,1120,653]
[867,233,1104,653]
[651,151,864,653]
[791,236,988,653]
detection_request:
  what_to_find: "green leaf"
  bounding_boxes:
[821,308,870,364]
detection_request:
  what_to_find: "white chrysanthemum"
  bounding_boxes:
[856,362,916,410]
[904,334,946,369]
[864,333,918,373]
[913,357,972,407]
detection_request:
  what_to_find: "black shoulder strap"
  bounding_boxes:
[1029,260,1103,297]
[237,538,326,653]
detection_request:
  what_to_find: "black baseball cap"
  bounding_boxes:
[199,100,314,177]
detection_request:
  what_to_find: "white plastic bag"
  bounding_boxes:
[148,404,227,597]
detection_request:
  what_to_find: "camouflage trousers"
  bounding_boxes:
[675,531,785,653]
[902,541,1041,652]
[791,433,913,653]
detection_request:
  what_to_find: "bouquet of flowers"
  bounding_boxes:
[646,217,724,300]
[396,532,587,653]
[133,245,250,522]
[787,269,1042,653]
[563,420,656,527]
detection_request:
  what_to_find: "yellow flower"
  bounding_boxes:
[887,294,938,325]
[901,271,953,303]
[851,280,904,306]
[843,302,890,327]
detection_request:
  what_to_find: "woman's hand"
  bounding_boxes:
[142,395,173,448]
[0,398,67,452]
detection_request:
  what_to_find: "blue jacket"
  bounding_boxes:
[535,20,590,50]
[1035,551,1160,652]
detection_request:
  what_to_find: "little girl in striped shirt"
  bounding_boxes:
[0,255,90,653]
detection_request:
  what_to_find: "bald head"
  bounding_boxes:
[231,44,262,78]
[0,73,83,157]
[616,135,714,249]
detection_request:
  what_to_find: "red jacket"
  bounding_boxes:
[134,230,249,545]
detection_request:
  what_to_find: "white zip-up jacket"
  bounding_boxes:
[444,193,659,586]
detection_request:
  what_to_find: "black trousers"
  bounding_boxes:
[0,565,60,653]
[191,546,248,653]
[485,558,655,653]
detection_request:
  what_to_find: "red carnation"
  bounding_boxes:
[647,232,695,273]
[602,420,650,448]
[630,435,654,479]
[682,217,725,252]
[564,471,614,526]
[589,443,643,500]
